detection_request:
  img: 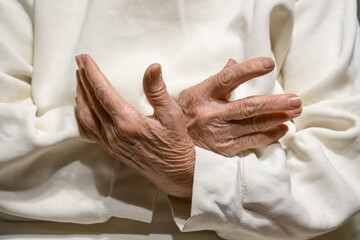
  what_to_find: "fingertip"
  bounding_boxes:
[291,107,303,117]
[268,124,288,138]
[288,95,302,109]
[82,54,92,65]
[75,55,84,68]
[75,55,81,66]
[150,63,162,81]
[81,54,100,72]
[81,54,87,65]
[145,63,161,77]
[143,63,162,88]
[279,124,289,135]
[82,54,90,70]
[261,57,275,70]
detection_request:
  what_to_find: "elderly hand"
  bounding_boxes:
[75,54,195,199]
[177,58,302,157]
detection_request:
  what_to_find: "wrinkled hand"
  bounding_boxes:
[75,54,195,199]
[177,58,302,157]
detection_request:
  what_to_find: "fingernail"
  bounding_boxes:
[262,58,274,69]
[150,65,161,80]
[288,96,302,108]
[292,108,302,117]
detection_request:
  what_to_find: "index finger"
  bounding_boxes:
[220,94,302,121]
[205,57,275,100]
[80,54,136,118]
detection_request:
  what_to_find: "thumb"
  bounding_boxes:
[143,63,182,125]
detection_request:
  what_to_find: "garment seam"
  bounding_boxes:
[240,155,246,225]
[103,158,118,221]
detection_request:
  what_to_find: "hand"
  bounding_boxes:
[75,54,195,199]
[177,58,302,157]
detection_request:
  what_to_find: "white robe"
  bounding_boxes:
[0,0,359,239]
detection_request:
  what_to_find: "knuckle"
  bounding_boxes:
[239,62,257,76]
[215,141,236,157]
[250,116,263,132]
[113,115,146,145]
[223,150,235,157]
[247,134,261,147]
[178,89,190,100]
[78,109,93,127]
[218,68,233,85]
[195,111,212,126]
[233,139,246,153]
[241,98,257,118]
[123,122,143,139]
[177,90,188,105]
[82,116,94,130]
[76,107,86,120]
[239,64,252,76]
[214,144,229,156]
[95,85,108,98]
[222,144,238,157]
[177,90,191,110]
[90,99,98,111]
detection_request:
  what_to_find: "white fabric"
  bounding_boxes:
[0,0,359,239]
[0,192,349,240]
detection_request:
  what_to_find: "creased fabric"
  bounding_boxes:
[170,0,360,239]
[0,0,359,240]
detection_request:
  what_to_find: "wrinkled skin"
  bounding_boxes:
[75,54,302,199]
[75,54,195,199]
[177,58,302,157]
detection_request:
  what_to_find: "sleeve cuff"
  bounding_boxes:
[106,161,159,223]
[168,146,244,232]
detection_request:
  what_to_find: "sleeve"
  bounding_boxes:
[168,0,360,239]
[0,1,157,224]
[0,0,37,161]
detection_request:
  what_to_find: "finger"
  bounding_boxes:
[220,94,302,121]
[81,54,135,118]
[76,105,100,142]
[222,58,238,70]
[226,124,288,156]
[228,110,300,137]
[220,58,238,99]
[75,70,102,140]
[77,55,145,145]
[205,57,275,100]
[76,55,112,127]
[143,63,183,126]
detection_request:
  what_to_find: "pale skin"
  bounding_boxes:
[75,54,302,199]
